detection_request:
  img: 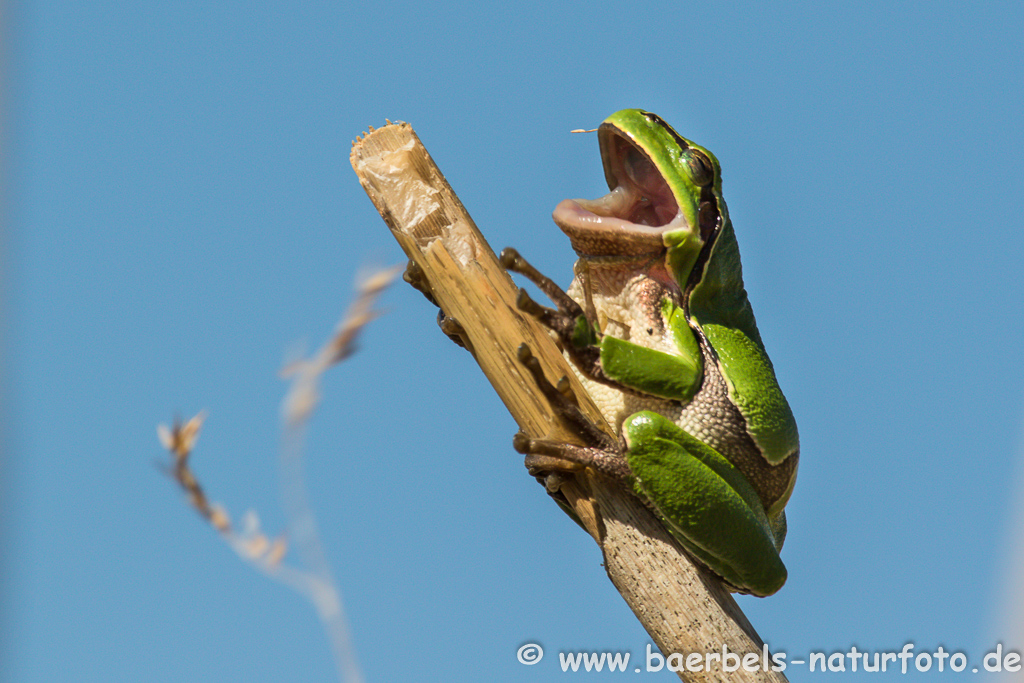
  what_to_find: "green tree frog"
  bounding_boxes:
[504,109,799,597]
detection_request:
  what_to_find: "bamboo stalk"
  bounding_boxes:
[350,120,788,683]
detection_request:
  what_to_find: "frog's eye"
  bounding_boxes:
[681,149,714,187]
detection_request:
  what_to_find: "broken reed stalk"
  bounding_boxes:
[350,121,788,683]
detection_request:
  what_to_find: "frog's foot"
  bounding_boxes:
[516,343,617,450]
[435,310,469,349]
[513,342,628,492]
[500,247,584,320]
[514,432,631,484]
[403,259,436,305]
[500,248,614,381]
[404,260,470,350]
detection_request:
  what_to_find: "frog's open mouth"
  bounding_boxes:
[552,125,682,257]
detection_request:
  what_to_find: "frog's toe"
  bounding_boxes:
[403,259,436,304]
[515,432,631,482]
[435,310,469,348]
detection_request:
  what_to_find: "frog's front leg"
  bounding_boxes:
[500,248,608,384]
[501,248,702,403]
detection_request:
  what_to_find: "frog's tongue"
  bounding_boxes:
[553,132,682,257]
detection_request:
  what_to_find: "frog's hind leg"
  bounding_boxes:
[622,410,788,596]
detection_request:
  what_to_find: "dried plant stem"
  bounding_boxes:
[280,422,363,683]
[160,269,397,683]
[350,122,788,683]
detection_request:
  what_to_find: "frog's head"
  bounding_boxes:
[553,109,726,286]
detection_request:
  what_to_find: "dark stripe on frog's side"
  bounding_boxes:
[679,188,723,318]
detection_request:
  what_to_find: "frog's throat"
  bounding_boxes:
[573,250,663,271]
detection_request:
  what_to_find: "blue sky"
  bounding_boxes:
[6,1,1024,681]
